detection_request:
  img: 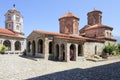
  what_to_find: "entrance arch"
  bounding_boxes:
[27,41,31,53]
[56,44,59,60]
[3,40,11,51]
[61,44,65,61]
[32,40,36,56]
[49,42,52,54]
[15,41,21,51]
[70,44,76,61]
[37,39,43,53]
[95,45,97,54]
[78,44,83,56]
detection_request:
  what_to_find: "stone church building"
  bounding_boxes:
[0,6,24,54]
[26,10,116,61]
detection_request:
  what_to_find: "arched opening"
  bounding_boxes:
[38,39,43,53]
[78,44,83,56]
[3,40,11,51]
[27,41,31,53]
[56,44,59,60]
[61,44,65,61]
[32,40,36,56]
[15,41,21,51]
[49,41,52,54]
[70,44,76,61]
[95,45,97,55]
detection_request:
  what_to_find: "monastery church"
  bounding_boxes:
[0,6,24,54]
[26,9,116,61]
[0,6,116,62]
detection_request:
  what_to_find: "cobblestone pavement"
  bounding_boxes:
[0,54,120,80]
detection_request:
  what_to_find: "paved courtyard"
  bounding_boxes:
[0,54,120,80]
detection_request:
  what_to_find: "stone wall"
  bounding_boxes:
[83,42,104,57]
[105,40,116,46]
[85,28,105,38]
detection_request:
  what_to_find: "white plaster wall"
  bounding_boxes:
[0,37,24,54]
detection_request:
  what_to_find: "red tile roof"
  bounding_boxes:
[34,30,103,42]
[59,12,79,20]
[96,36,116,41]
[87,9,102,15]
[0,28,24,39]
[85,24,113,31]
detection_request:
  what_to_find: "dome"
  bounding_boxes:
[59,12,79,20]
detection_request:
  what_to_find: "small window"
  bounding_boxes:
[16,25,19,30]
[8,16,11,20]
[16,16,20,22]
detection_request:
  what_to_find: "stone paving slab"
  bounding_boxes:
[0,54,120,80]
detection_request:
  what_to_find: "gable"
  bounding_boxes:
[27,31,45,40]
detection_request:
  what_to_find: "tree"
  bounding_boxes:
[0,45,6,54]
[103,44,117,55]
[116,44,120,55]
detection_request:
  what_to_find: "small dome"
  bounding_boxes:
[59,12,79,20]
[87,9,102,15]
[8,8,20,13]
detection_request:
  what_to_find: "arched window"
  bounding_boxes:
[16,25,19,30]
[15,41,21,51]
[38,39,43,53]
[3,40,11,51]
[49,42,52,54]
[7,15,11,20]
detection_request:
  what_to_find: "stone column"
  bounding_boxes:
[21,40,24,52]
[44,38,49,60]
[75,44,78,61]
[66,43,70,62]
[35,39,38,56]
[53,43,56,60]
[11,40,15,54]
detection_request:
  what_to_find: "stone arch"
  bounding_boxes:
[3,40,11,51]
[49,41,52,54]
[15,41,21,51]
[37,39,43,53]
[56,44,59,60]
[78,44,83,56]
[95,45,97,54]
[61,44,65,61]
[70,44,76,61]
[32,40,36,56]
[27,41,31,53]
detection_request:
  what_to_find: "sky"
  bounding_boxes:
[0,0,120,38]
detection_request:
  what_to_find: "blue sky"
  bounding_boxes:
[0,0,120,37]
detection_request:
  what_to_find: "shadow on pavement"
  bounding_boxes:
[26,61,120,80]
[19,55,40,61]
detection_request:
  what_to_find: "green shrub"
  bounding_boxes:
[103,44,117,55]
[0,45,6,53]
[116,44,120,55]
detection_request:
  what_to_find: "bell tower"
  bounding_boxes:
[5,4,24,36]
[59,12,79,35]
[87,9,102,25]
